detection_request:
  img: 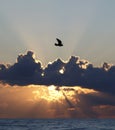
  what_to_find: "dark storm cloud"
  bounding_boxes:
[0,51,43,85]
[0,51,115,94]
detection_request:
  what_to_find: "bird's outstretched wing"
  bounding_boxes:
[56,38,62,44]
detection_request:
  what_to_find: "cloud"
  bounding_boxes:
[0,51,43,85]
[0,51,115,95]
[75,91,115,118]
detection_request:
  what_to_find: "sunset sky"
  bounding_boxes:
[0,0,115,66]
[0,0,115,118]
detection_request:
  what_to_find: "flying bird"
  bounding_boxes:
[55,38,63,47]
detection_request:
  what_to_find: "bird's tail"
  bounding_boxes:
[55,43,58,46]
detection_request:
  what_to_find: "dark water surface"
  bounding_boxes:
[0,119,114,130]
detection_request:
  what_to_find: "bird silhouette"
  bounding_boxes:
[55,38,63,47]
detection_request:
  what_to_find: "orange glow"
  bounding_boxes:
[48,85,64,101]
[32,85,96,104]
[0,84,113,118]
[33,85,65,102]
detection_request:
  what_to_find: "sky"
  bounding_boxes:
[0,0,115,66]
[0,0,115,118]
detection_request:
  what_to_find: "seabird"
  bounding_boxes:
[55,38,63,47]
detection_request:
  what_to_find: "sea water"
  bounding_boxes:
[0,119,115,130]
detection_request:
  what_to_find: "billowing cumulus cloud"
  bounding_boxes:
[0,51,115,95]
[0,51,43,85]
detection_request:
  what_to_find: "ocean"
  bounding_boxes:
[0,119,115,130]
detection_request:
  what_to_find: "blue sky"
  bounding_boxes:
[0,0,115,66]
